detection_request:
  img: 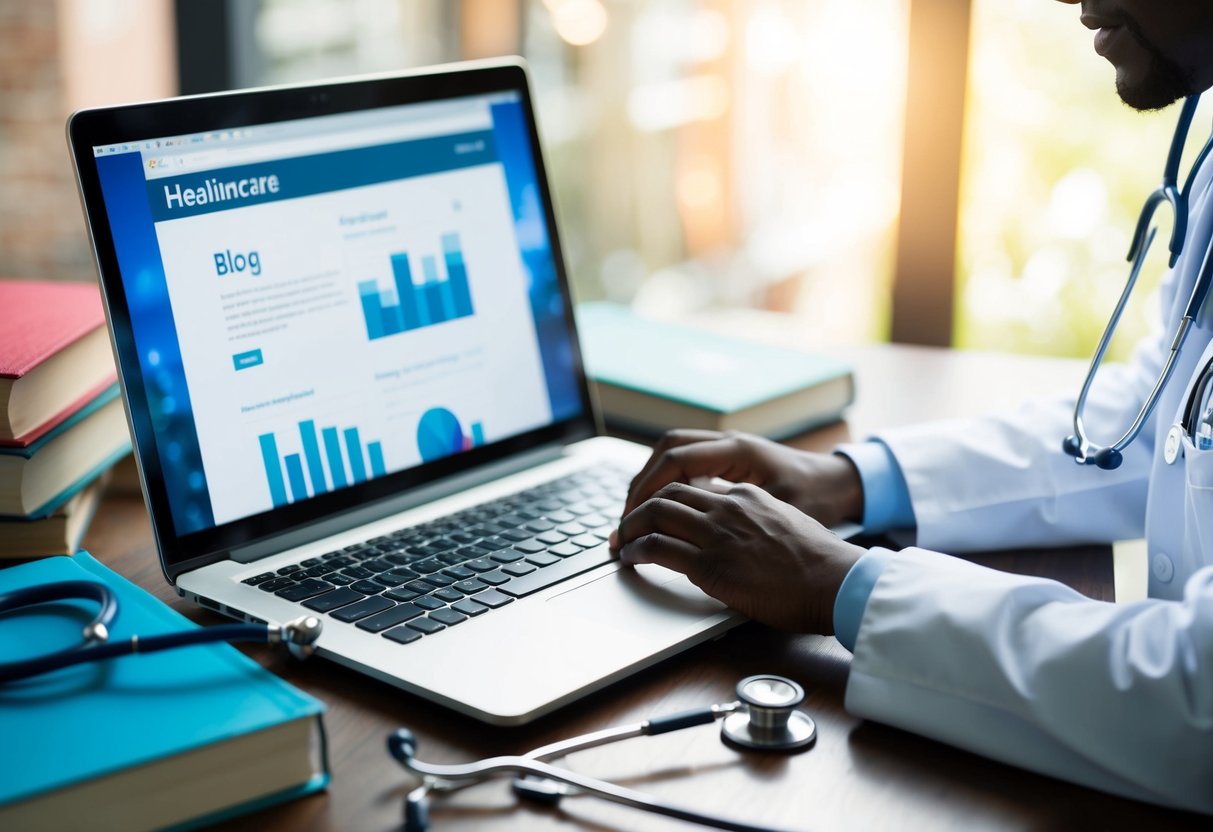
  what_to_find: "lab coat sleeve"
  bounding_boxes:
[845,547,1213,814]
[873,327,1168,552]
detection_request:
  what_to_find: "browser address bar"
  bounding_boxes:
[146,110,492,179]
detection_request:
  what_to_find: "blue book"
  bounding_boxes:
[0,553,329,830]
[576,303,855,439]
[0,384,131,519]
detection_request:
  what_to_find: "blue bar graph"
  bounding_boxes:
[359,232,475,341]
[258,418,387,507]
[322,426,348,489]
[344,427,367,484]
[259,434,288,508]
[368,441,386,478]
[299,420,328,496]
[285,454,308,502]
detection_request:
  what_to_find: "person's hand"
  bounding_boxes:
[610,480,866,633]
[622,429,863,528]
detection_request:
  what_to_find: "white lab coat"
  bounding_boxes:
[848,152,1213,813]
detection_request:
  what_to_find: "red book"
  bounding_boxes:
[0,279,117,442]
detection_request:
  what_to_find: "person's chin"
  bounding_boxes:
[1115,69,1186,111]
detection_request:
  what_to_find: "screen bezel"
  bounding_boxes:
[68,59,598,583]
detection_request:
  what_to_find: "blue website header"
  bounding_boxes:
[146,130,498,222]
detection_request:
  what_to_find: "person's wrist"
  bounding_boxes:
[805,537,866,635]
[823,453,864,524]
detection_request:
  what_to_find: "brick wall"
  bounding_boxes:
[0,1,94,282]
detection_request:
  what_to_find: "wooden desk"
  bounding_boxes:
[82,345,1205,831]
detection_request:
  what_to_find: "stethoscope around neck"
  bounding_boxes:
[387,674,816,832]
[1064,94,1213,470]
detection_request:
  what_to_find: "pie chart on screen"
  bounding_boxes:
[417,407,465,463]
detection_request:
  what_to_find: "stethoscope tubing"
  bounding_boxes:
[0,619,268,683]
[409,754,794,832]
[389,695,805,832]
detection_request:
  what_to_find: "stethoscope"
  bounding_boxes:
[387,674,816,832]
[0,580,323,684]
[1164,353,1213,463]
[1065,94,1213,469]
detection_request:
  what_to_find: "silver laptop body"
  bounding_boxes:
[69,58,742,724]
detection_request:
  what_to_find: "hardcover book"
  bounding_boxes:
[0,477,106,559]
[0,385,130,518]
[0,552,329,830]
[0,279,117,441]
[576,303,855,439]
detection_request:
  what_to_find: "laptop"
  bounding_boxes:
[68,58,744,725]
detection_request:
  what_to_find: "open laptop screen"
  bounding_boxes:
[71,65,594,570]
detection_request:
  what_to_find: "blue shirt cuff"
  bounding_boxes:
[832,549,890,652]
[835,440,916,533]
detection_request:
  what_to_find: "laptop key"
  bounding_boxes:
[419,573,454,588]
[383,587,420,603]
[414,595,445,611]
[536,531,567,545]
[442,565,476,580]
[525,552,560,567]
[512,539,548,554]
[351,580,385,595]
[383,626,423,644]
[488,549,524,564]
[357,602,424,632]
[330,595,395,622]
[432,587,464,603]
[548,543,583,558]
[258,577,296,592]
[570,534,604,548]
[502,562,536,577]
[453,578,488,594]
[465,558,497,573]
[429,608,467,627]
[471,588,513,608]
[242,572,276,586]
[499,548,613,598]
[407,617,446,635]
[478,570,511,586]
[452,599,489,617]
[302,587,364,613]
[275,579,334,602]
[328,574,354,586]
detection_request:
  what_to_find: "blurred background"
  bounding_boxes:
[4,0,1210,359]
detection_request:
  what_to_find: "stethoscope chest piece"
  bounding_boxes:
[720,674,816,752]
[1165,424,1185,465]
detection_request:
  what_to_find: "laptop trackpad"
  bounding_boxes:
[546,563,728,638]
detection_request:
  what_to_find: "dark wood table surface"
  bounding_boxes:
[80,344,1207,831]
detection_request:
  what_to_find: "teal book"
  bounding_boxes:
[576,303,855,439]
[0,553,329,831]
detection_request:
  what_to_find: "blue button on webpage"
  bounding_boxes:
[233,349,264,370]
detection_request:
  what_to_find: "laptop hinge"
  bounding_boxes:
[226,443,567,564]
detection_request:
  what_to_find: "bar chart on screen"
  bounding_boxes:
[257,418,387,507]
[357,232,474,341]
[416,406,484,464]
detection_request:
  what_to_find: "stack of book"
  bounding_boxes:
[0,279,130,558]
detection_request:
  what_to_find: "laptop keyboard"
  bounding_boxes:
[240,465,631,644]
